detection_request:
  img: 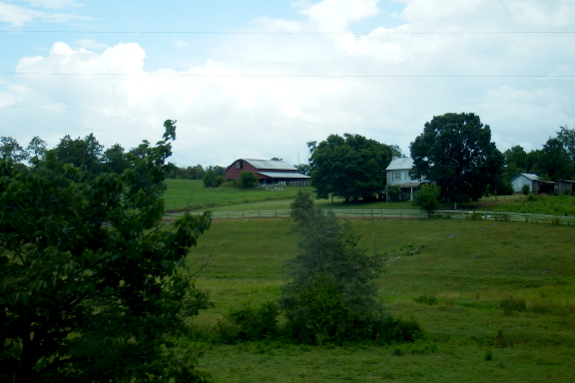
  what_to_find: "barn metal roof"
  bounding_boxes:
[258,171,310,179]
[386,157,414,171]
[241,159,296,171]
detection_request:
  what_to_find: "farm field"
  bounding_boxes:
[164,179,535,213]
[185,218,575,382]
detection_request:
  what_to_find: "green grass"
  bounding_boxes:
[163,179,313,211]
[489,194,575,216]
[184,218,575,382]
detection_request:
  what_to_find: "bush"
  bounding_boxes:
[238,171,259,189]
[220,301,280,342]
[203,169,224,187]
[376,316,425,344]
[413,184,441,214]
[522,184,530,195]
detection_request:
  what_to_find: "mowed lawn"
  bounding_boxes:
[184,217,575,382]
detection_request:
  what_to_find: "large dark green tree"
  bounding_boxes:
[537,137,574,180]
[308,134,395,202]
[557,125,575,177]
[410,113,504,206]
[0,121,212,382]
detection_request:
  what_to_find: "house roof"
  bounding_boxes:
[386,157,414,171]
[258,171,310,179]
[511,173,539,182]
[230,158,296,171]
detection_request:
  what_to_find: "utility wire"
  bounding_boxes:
[1,73,573,78]
[1,31,575,35]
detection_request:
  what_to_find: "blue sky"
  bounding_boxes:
[2,0,575,167]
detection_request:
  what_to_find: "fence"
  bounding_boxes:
[165,209,575,226]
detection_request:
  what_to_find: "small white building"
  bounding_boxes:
[510,173,539,193]
[385,157,423,200]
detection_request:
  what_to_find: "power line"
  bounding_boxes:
[1,30,575,35]
[1,73,574,78]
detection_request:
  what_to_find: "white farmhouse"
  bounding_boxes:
[385,157,423,201]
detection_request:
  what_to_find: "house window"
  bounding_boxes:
[393,171,400,181]
[236,161,243,169]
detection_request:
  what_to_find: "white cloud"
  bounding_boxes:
[2,0,575,166]
[171,39,190,48]
[0,1,44,26]
[0,0,85,26]
[15,0,82,9]
[75,39,108,50]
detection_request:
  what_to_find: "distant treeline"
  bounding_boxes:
[0,134,226,182]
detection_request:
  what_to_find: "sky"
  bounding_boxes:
[1,0,575,167]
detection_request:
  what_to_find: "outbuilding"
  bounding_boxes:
[225,158,310,186]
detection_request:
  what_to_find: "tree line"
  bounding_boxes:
[308,113,575,206]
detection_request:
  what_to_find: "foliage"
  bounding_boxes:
[203,169,225,188]
[54,133,104,179]
[295,163,310,176]
[412,184,441,213]
[281,192,386,344]
[0,136,28,162]
[386,185,402,201]
[0,121,212,382]
[537,137,574,180]
[218,302,280,342]
[522,184,530,195]
[557,125,575,171]
[238,171,259,189]
[410,113,504,206]
[308,134,394,202]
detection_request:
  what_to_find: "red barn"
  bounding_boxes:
[225,158,310,186]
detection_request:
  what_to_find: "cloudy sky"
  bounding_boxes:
[2,0,575,167]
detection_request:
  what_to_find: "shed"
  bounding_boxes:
[225,158,310,186]
[511,173,539,193]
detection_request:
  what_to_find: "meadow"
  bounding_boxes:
[182,218,574,382]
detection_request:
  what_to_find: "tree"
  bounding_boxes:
[537,137,574,180]
[102,143,128,174]
[203,169,224,188]
[280,192,385,344]
[503,145,527,180]
[557,125,575,176]
[308,134,394,202]
[26,136,47,162]
[410,113,504,207]
[0,121,212,382]
[0,137,28,162]
[238,171,258,189]
[54,133,104,180]
[413,184,442,215]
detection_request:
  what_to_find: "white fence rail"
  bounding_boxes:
[165,209,575,225]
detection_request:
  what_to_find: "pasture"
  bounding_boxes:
[184,217,575,382]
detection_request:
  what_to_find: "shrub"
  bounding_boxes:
[203,170,224,187]
[413,184,441,214]
[522,184,530,195]
[238,171,259,189]
[224,301,280,342]
[376,316,425,344]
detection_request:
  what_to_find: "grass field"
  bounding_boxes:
[184,218,575,382]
